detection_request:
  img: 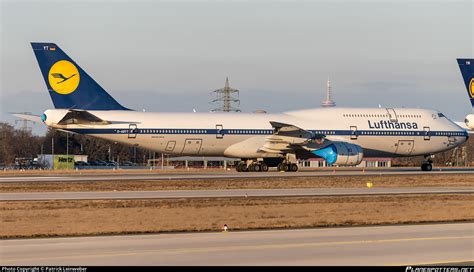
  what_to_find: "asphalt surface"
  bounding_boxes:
[1,187,473,201]
[0,167,473,183]
[1,223,472,265]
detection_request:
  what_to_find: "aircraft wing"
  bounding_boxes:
[12,110,107,125]
[258,121,326,153]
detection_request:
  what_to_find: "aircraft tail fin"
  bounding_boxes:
[31,42,129,110]
[457,58,474,107]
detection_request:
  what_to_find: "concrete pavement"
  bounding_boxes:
[0,167,473,183]
[1,187,473,201]
[1,223,473,265]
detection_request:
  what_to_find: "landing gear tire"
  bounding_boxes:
[277,162,298,172]
[237,163,248,172]
[253,164,261,172]
[261,163,269,172]
[421,163,432,171]
[421,155,433,172]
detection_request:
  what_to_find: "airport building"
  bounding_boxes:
[298,157,392,168]
[164,156,241,169]
[160,156,392,169]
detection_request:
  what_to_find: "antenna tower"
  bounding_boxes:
[14,112,34,132]
[211,77,241,112]
[321,77,336,107]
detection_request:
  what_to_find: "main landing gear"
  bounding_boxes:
[421,156,433,171]
[277,162,298,172]
[236,155,298,172]
[236,161,269,172]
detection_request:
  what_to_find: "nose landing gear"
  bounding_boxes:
[421,156,433,171]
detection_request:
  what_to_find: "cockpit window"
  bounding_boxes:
[437,113,445,118]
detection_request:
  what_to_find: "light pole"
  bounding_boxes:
[134,146,137,163]
[66,131,69,170]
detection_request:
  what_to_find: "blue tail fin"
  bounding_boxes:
[31,42,128,110]
[457,58,474,107]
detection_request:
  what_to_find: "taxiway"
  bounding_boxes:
[1,187,473,201]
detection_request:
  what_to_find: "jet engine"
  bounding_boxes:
[465,114,474,129]
[311,142,364,166]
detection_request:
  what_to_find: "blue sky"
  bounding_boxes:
[0,0,472,135]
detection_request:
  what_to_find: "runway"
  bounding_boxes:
[1,223,472,265]
[1,187,473,201]
[0,167,473,183]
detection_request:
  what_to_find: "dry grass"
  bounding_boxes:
[1,194,473,238]
[1,174,473,193]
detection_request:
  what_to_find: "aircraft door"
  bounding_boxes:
[128,124,138,139]
[395,140,415,155]
[350,126,358,140]
[424,127,431,141]
[216,124,224,139]
[165,141,176,152]
[386,108,398,122]
[182,139,203,154]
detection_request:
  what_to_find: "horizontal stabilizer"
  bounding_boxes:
[12,113,42,123]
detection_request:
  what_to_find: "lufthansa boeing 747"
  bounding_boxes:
[16,43,474,172]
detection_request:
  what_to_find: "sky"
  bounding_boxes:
[0,0,473,135]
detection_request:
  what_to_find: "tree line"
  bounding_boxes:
[0,122,152,166]
[0,121,473,166]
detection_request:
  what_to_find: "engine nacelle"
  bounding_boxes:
[465,114,474,129]
[312,142,364,166]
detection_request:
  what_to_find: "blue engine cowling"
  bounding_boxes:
[311,142,364,166]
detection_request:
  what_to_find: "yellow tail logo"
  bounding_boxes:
[48,60,80,95]
[470,78,474,98]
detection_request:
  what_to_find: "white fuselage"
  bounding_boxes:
[44,107,468,159]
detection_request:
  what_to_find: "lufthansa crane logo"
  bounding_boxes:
[48,60,80,95]
[470,78,474,98]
